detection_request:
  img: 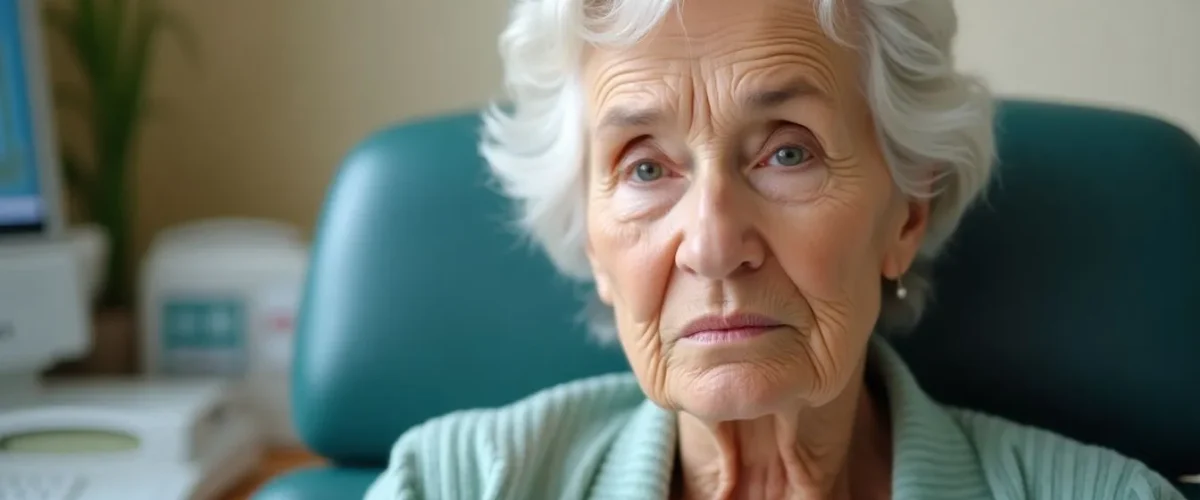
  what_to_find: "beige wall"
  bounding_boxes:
[47,1,1197,257]
[126,1,510,254]
[954,0,1200,137]
[50,1,510,256]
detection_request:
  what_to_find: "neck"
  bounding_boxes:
[672,362,892,500]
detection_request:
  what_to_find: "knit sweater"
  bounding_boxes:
[364,339,1185,499]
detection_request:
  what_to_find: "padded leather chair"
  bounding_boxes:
[255,101,1200,499]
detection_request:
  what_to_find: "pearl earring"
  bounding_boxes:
[895,277,908,300]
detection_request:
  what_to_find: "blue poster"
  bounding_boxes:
[0,0,45,228]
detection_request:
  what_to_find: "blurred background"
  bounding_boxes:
[31,0,1200,385]
[4,1,1197,498]
[44,0,1200,263]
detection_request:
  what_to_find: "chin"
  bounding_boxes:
[672,362,809,422]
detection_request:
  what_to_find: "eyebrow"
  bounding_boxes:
[598,107,662,131]
[742,79,827,110]
[595,78,829,132]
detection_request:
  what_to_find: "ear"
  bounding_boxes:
[586,242,614,305]
[882,196,931,280]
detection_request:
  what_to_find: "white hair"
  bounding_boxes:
[481,0,996,340]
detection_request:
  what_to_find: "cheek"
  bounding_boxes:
[586,195,676,330]
[587,195,680,399]
[749,165,829,204]
[766,185,889,327]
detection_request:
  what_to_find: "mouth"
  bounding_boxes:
[677,313,784,344]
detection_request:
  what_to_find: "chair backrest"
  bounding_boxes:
[292,101,1200,480]
[892,101,1200,480]
[291,112,627,466]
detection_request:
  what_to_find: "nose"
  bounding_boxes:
[674,171,766,279]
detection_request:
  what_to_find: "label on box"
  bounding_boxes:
[160,296,247,375]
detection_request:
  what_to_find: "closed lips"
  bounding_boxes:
[679,313,783,340]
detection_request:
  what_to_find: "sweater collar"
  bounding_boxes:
[590,336,992,499]
[870,338,993,499]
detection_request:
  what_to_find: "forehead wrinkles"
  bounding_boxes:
[583,56,690,144]
[681,3,847,106]
[582,0,856,131]
[719,36,843,100]
[585,53,683,109]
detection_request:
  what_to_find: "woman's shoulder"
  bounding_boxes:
[947,408,1186,500]
[364,372,650,500]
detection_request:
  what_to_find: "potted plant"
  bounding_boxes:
[44,0,198,308]
[44,0,198,374]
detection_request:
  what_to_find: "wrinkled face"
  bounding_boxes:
[582,0,929,421]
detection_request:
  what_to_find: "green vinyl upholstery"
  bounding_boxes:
[890,101,1200,483]
[254,101,1200,500]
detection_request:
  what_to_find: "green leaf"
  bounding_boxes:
[91,0,123,82]
[59,147,92,197]
[44,0,200,307]
[72,0,107,84]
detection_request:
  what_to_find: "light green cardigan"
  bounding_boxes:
[365,339,1184,499]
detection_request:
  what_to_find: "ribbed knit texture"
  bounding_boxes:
[365,339,1185,499]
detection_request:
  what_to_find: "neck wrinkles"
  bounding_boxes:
[672,359,893,500]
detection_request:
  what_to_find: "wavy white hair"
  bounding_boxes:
[481,0,996,340]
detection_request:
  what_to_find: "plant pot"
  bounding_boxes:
[48,307,138,376]
[67,223,110,302]
[45,225,127,376]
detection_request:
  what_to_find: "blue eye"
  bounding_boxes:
[770,146,810,167]
[632,161,665,182]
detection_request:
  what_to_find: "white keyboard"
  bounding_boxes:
[0,472,172,500]
[0,473,83,500]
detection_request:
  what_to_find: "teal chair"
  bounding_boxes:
[254,101,1200,499]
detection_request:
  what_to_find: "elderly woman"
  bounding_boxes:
[367,0,1185,498]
